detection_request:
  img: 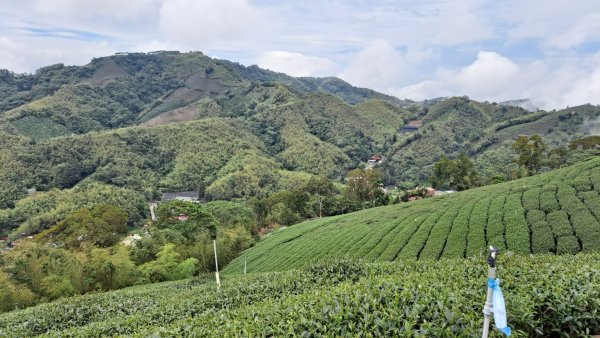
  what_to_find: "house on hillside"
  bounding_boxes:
[401,120,423,132]
[161,191,199,202]
[367,155,384,168]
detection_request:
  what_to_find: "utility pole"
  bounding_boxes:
[318,194,323,218]
[212,234,220,290]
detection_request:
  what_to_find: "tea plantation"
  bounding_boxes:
[224,157,600,274]
[0,255,599,337]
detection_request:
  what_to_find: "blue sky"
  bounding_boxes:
[1,0,600,108]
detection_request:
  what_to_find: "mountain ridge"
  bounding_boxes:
[1,50,599,208]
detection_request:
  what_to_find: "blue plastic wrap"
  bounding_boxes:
[488,278,512,336]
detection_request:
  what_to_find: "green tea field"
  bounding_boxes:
[224,157,600,274]
[1,255,599,337]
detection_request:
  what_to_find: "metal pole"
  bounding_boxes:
[213,239,220,289]
[244,259,247,275]
[319,195,323,219]
[482,246,498,338]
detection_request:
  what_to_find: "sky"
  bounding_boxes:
[1,0,600,109]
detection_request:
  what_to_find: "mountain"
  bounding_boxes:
[1,51,599,208]
[1,50,599,334]
[224,156,600,273]
[387,97,600,184]
[0,51,408,141]
[0,89,406,210]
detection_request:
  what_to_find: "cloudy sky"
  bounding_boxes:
[1,0,600,108]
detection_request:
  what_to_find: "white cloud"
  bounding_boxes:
[389,51,600,109]
[451,51,520,98]
[0,36,29,72]
[338,39,431,89]
[548,13,600,49]
[0,35,114,73]
[34,0,158,21]
[158,0,259,49]
[423,0,494,46]
[501,0,600,46]
[561,65,600,106]
[257,51,336,77]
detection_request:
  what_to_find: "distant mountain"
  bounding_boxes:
[0,51,410,141]
[1,51,599,209]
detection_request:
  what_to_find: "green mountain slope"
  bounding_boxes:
[224,157,600,274]
[387,97,600,183]
[1,254,599,337]
[0,82,409,209]
[0,51,404,140]
[1,52,599,190]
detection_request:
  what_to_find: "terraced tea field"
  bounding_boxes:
[1,255,599,337]
[224,157,600,274]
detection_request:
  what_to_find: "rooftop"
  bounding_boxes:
[161,191,199,201]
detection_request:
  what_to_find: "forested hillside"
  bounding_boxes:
[0,51,599,248]
[0,51,405,139]
[1,52,599,196]
[2,51,599,236]
[0,95,405,210]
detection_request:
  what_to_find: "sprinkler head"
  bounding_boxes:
[487,246,499,268]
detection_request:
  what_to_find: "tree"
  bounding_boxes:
[40,275,75,300]
[83,246,138,291]
[248,197,268,228]
[304,176,335,218]
[265,190,309,226]
[346,168,383,203]
[0,270,36,313]
[139,244,199,282]
[547,146,568,169]
[304,175,335,196]
[430,154,479,191]
[512,135,548,175]
[155,200,218,240]
[569,136,600,151]
[4,242,83,297]
[39,204,129,248]
[431,156,454,189]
